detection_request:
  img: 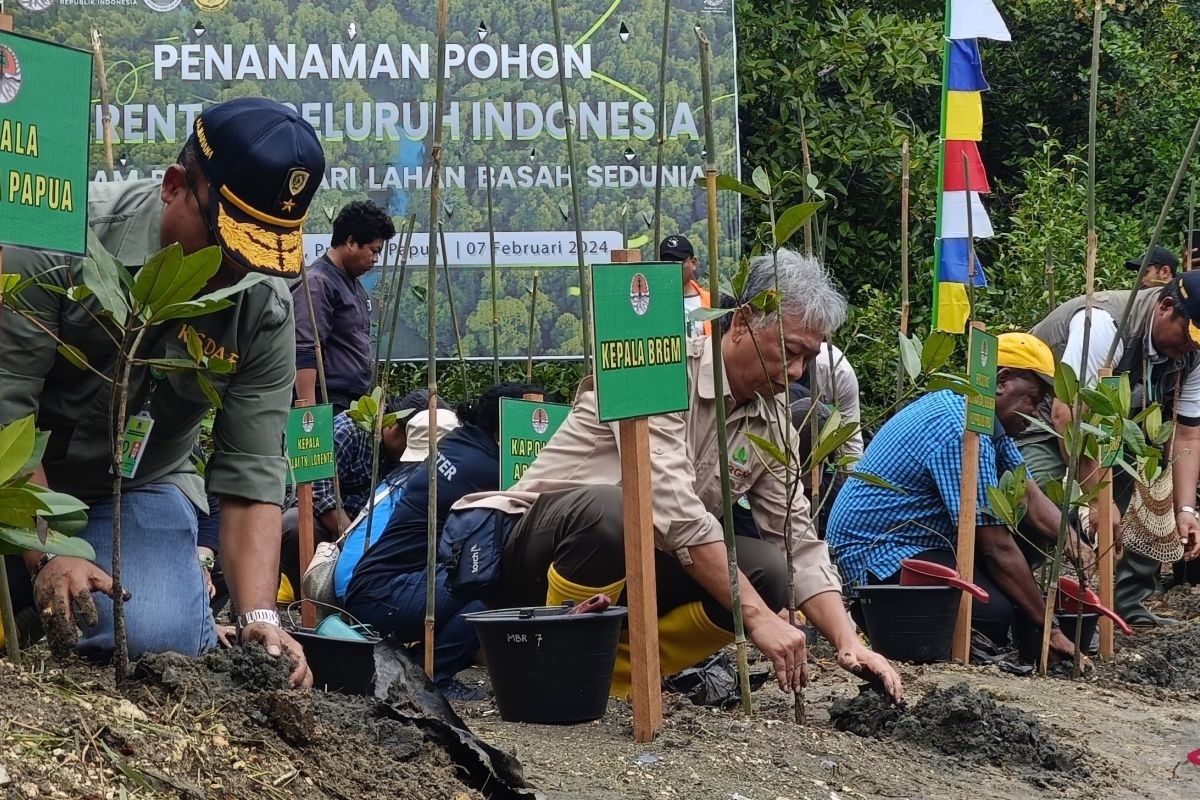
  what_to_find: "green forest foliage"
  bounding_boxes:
[739,0,1200,420]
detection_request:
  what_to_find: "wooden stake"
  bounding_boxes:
[1097,367,1116,659]
[951,321,986,663]
[91,27,115,179]
[294,399,317,629]
[899,138,910,338]
[611,247,663,743]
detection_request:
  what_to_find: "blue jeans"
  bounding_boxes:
[76,483,217,660]
[345,566,484,688]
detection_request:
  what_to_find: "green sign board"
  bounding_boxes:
[0,31,92,255]
[286,404,335,484]
[590,262,689,422]
[965,328,998,435]
[498,397,571,489]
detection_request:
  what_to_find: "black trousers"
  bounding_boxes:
[493,485,789,629]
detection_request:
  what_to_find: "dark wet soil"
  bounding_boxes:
[830,682,1089,784]
[1115,624,1200,691]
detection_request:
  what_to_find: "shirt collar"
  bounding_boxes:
[696,336,733,402]
[1145,322,1165,363]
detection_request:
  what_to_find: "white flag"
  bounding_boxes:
[950,0,1011,42]
[940,191,995,239]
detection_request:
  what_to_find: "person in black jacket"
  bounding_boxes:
[345,383,542,698]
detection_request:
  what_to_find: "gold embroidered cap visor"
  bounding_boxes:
[210,186,306,278]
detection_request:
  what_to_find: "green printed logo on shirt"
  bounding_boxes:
[733,446,748,465]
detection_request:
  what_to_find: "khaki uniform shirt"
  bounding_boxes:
[455,336,841,607]
[0,180,295,509]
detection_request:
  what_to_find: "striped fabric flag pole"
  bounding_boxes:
[933,0,1010,333]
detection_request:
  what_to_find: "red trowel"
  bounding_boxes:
[1056,576,1134,636]
[899,558,990,602]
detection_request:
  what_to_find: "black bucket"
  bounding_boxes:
[466,605,628,724]
[1057,612,1100,656]
[857,585,960,663]
[291,628,380,695]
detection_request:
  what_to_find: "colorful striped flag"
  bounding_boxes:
[933,0,1009,333]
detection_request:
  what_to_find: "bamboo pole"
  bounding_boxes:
[371,222,408,388]
[438,222,470,392]
[526,272,539,381]
[424,0,450,680]
[651,0,671,251]
[897,138,910,399]
[799,110,814,257]
[91,27,115,179]
[1042,0,1104,675]
[0,10,18,665]
[697,28,751,715]
[383,216,418,368]
[549,0,593,370]
[1045,242,1055,310]
[486,167,500,381]
[1187,178,1195,272]
[1097,366,1116,660]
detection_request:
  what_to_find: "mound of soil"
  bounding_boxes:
[830,683,1088,782]
[0,644,536,800]
[1152,584,1200,622]
[1116,624,1200,691]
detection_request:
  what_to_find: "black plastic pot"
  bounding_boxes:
[857,585,960,663]
[1056,612,1100,656]
[466,605,628,724]
[291,628,380,695]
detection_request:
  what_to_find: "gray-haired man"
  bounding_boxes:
[451,249,902,702]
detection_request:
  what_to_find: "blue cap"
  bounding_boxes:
[189,98,324,277]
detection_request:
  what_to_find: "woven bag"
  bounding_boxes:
[1120,372,1184,563]
[1120,461,1184,563]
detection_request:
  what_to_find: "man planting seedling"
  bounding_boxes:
[0,98,324,687]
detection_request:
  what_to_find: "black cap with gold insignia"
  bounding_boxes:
[1175,271,1200,347]
[188,98,324,278]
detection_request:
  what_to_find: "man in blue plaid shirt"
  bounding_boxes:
[827,334,1092,661]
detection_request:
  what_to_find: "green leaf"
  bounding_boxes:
[811,422,859,466]
[847,470,907,494]
[926,372,973,396]
[1053,362,1078,407]
[920,331,956,372]
[1117,374,1132,417]
[1079,387,1116,417]
[207,357,235,375]
[56,343,91,371]
[155,246,222,309]
[196,372,222,409]
[66,284,93,303]
[185,325,204,363]
[19,431,49,481]
[131,243,183,312]
[1045,479,1066,506]
[751,166,772,196]
[0,524,96,559]
[0,488,49,528]
[149,272,266,324]
[26,487,89,518]
[688,307,732,323]
[143,358,202,372]
[0,416,37,486]
[1121,420,1148,457]
[1144,406,1162,441]
[703,173,763,200]
[746,432,790,467]
[81,229,130,326]
[898,332,921,382]
[774,202,824,248]
[985,485,1015,527]
[150,298,235,322]
[730,258,750,298]
[805,172,820,191]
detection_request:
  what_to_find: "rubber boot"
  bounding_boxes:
[610,601,733,699]
[544,563,625,608]
[1115,550,1176,626]
[277,572,296,605]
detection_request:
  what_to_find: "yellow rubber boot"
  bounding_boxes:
[277,573,296,605]
[610,601,733,699]
[545,563,625,608]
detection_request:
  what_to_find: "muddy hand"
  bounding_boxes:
[214,623,237,649]
[241,622,312,689]
[33,556,126,660]
[840,640,904,704]
[1048,628,1092,670]
[749,612,808,692]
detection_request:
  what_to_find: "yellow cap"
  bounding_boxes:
[997,332,1056,385]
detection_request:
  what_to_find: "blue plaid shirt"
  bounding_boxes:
[826,391,1024,587]
[313,412,391,518]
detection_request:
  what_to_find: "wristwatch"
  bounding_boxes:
[1178,506,1199,520]
[236,609,281,633]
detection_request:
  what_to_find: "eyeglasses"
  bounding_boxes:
[178,160,224,253]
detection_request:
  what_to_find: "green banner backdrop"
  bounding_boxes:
[11,0,741,359]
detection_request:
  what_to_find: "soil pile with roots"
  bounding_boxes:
[1115,624,1200,692]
